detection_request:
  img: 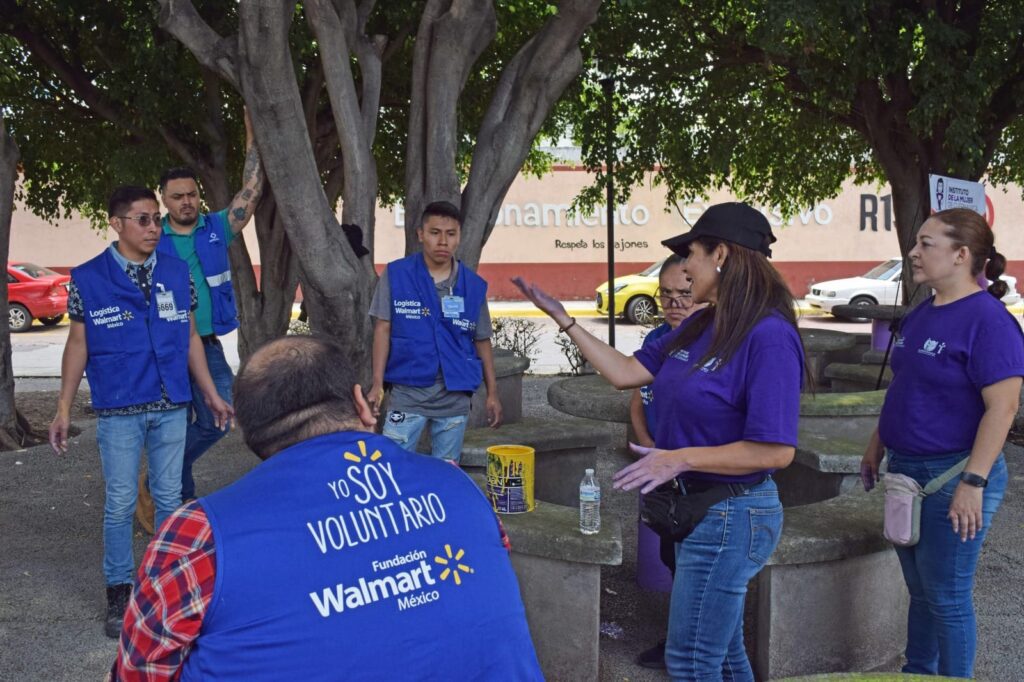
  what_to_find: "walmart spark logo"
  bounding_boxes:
[122,310,134,321]
[344,439,382,463]
[434,544,473,585]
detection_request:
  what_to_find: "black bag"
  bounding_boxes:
[640,482,738,543]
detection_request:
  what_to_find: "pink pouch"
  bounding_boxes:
[883,474,923,546]
[882,457,969,547]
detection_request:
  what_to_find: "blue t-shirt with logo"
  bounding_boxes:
[879,291,1024,457]
[634,310,804,483]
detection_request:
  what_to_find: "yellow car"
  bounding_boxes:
[595,259,664,324]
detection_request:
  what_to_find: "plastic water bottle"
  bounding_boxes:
[579,468,601,535]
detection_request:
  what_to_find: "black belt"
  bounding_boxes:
[679,474,769,497]
[200,334,219,346]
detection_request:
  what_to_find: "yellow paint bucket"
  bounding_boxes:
[485,445,535,514]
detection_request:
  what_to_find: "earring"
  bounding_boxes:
[715,265,721,274]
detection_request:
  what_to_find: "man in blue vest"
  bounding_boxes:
[110,335,543,680]
[47,186,233,639]
[156,111,263,501]
[368,201,502,462]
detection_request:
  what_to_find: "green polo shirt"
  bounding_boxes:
[161,209,234,337]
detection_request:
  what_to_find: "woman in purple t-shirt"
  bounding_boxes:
[514,202,805,681]
[861,208,1024,678]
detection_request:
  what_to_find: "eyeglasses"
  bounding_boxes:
[117,213,162,227]
[656,289,692,307]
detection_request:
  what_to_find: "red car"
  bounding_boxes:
[7,262,70,332]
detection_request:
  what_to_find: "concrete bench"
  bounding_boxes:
[748,491,908,680]
[824,362,893,392]
[776,391,886,506]
[800,328,858,388]
[546,374,631,424]
[831,304,907,352]
[461,416,609,507]
[466,473,623,681]
[546,377,906,679]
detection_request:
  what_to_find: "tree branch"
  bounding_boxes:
[404,0,497,251]
[156,0,240,90]
[460,0,600,265]
[305,0,379,229]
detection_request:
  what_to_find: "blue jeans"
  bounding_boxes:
[382,411,468,462]
[181,339,234,499]
[97,408,187,586]
[887,450,1008,678]
[665,478,783,681]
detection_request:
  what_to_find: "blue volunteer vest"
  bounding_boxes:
[181,431,542,681]
[384,254,487,392]
[157,211,238,335]
[72,250,192,409]
[639,323,672,436]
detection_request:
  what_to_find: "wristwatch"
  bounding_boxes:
[960,472,988,488]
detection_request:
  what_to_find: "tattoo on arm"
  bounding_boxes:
[242,150,261,187]
[229,148,264,232]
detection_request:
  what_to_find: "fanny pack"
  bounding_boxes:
[882,457,968,546]
[641,476,767,543]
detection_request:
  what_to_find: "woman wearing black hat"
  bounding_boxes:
[513,202,805,680]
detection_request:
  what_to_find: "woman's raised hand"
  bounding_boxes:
[511,277,571,326]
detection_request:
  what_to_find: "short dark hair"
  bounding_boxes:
[661,253,685,272]
[158,167,200,192]
[421,200,461,226]
[108,186,157,218]
[233,335,360,459]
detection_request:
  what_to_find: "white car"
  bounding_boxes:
[807,258,1021,320]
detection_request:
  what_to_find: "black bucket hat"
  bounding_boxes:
[661,202,776,258]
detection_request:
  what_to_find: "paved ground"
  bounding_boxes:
[3,309,1022,680]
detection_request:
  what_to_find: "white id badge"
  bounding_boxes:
[156,290,178,319]
[441,295,465,318]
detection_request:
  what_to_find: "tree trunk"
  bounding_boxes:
[0,117,32,449]
[888,171,931,307]
[404,0,497,251]
[158,0,378,376]
[459,0,601,267]
[234,1,375,377]
[231,187,299,360]
[404,0,600,268]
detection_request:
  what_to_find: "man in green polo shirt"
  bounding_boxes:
[155,112,263,502]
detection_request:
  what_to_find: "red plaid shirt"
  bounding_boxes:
[111,500,512,680]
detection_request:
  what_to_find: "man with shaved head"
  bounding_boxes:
[110,336,542,681]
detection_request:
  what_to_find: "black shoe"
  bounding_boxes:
[635,640,667,669]
[104,583,133,639]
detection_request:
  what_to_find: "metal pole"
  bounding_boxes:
[601,76,616,348]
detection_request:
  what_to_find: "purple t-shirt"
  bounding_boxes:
[879,291,1024,457]
[634,310,804,483]
[638,322,673,436]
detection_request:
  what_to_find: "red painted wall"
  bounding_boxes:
[45,261,1024,302]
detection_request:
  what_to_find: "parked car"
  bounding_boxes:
[807,258,1021,321]
[7,262,70,332]
[595,259,663,324]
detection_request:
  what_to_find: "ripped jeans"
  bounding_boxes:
[382,411,469,463]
